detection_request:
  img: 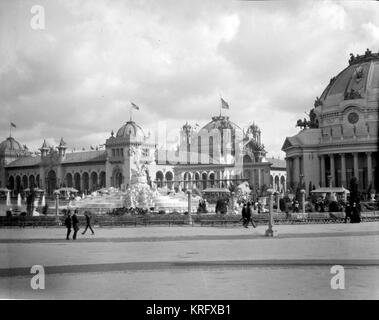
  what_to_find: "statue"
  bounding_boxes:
[314,96,323,107]
[309,109,319,128]
[349,53,356,65]
[344,89,362,100]
[129,146,143,175]
[296,118,308,129]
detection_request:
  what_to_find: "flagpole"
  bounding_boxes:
[219,95,222,117]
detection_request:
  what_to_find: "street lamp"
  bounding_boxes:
[265,188,277,237]
[187,189,193,225]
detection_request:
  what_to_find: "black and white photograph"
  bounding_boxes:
[0,0,379,306]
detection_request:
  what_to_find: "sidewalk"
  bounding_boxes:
[1,221,378,240]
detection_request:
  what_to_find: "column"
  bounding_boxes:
[353,152,359,179]
[320,155,325,187]
[257,168,262,189]
[265,189,276,237]
[285,158,290,185]
[367,152,373,187]
[340,153,346,188]
[89,174,93,192]
[330,154,335,187]
[293,156,300,186]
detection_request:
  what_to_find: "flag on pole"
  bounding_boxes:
[10,122,16,128]
[220,98,229,109]
[131,102,140,110]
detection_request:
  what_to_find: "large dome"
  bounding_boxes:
[201,115,242,133]
[0,136,23,154]
[319,49,379,109]
[116,120,146,141]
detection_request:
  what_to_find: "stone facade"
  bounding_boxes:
[282,50,379,194]
[0,115,286,195]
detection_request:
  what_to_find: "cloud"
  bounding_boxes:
[0,0,378,158]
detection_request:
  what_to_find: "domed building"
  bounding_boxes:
[0,113,286,196]
[168,115,286,192]
[0,136,31,191]
[282,49,379,194]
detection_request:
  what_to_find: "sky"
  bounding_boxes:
[1,0,379,158]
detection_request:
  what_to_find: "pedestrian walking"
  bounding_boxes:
[82,211,95,235]
[350,202,361,223]
[241,203,248,228]
[247,202,256,228]
[72,209,80,240]
[65,210,72,240]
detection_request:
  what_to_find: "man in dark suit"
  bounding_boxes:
[72,209,80,240]
[65,210,72,240]
[247,202,256,228]
[82,211,95,235]
[241,203,248,228]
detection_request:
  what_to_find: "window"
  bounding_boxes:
[142,148,149,157]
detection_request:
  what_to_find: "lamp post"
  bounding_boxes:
[265,188,277,237]
[54,191,60,223]
[187,190,193,225]
[300,189,306,214]
[276,191,280,213]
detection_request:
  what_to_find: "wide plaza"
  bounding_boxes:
[1,222,379,299]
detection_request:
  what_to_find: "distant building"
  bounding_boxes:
[282,50,378,194]
[0,114,286,195]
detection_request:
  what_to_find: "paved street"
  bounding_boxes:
[1,222,379,299]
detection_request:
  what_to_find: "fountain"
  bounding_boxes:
[67,147,205,214]
[17,193,21,207]
[6,191,11,206]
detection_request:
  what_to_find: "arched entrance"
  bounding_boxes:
[91,172,98,191]
[22,175,28,190]
[82,172,89,193]
[156,171,164,188]
[47,170,57,195]
[274,175,280,191]
[280,176,286,192]
[74,173,81,192]
[66,173,73,188]
[29,175,35,189]
[16,176,21,194]
[8,176,15,191]
[194,172,200,188]
[243,155,253,185]
[209,172,215,187]
[112,168,123,188]
[99,171,106,188]
[165,171,173,189]
[202,172,207,189]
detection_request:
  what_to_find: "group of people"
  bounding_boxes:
[197,199,208,213]
[64,209,94,240]
[241,202,257,228]
[344,202,361,223]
